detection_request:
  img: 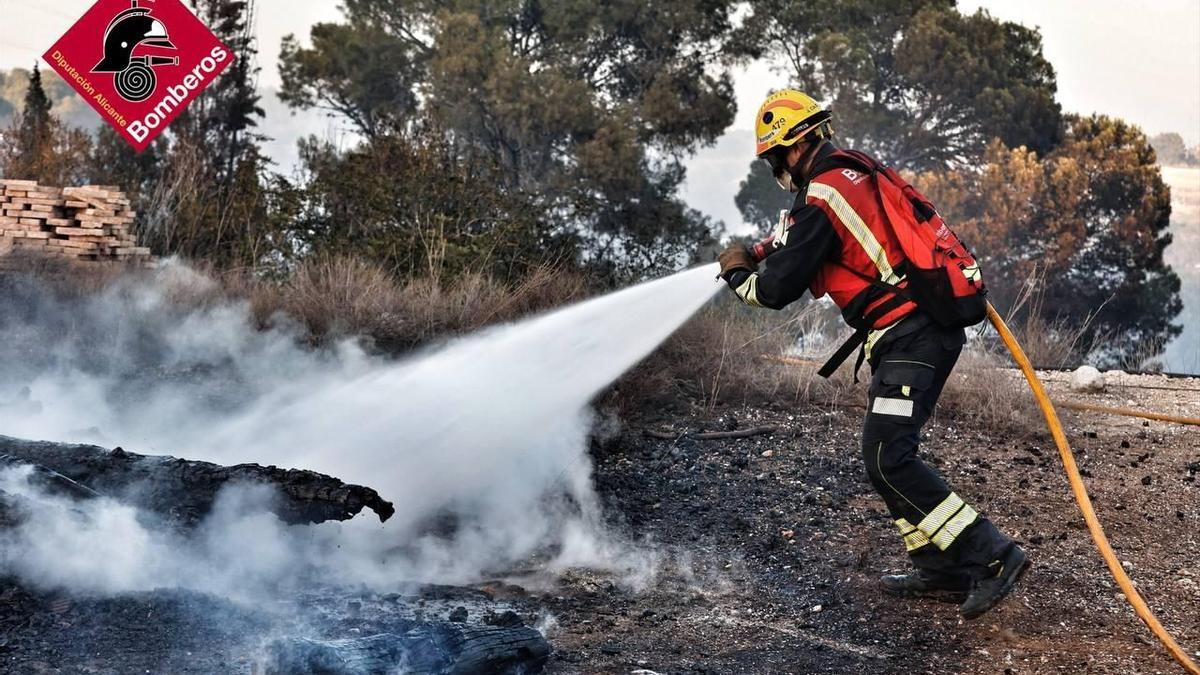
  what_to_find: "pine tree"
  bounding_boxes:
[0,63,92,184]
[5,63,55,180]
[143,0,270,266]
[278,0,741,281]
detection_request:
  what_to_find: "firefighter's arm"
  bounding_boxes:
[722,204,840,310]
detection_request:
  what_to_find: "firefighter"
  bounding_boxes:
[719,89,1029,619]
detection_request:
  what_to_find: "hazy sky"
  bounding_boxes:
[1,0,1197,231]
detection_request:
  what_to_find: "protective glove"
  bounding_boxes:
[718,243,757,282]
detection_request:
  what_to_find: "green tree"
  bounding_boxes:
[0,63,93,185]
[733,1,1061,169]
[7,63,54,179]
[283,128,573,282]
[279,0,739,281]
[734,2,1063,240]
[922,116,1181,366]
[279,20,422,138]
[141,0,272,266]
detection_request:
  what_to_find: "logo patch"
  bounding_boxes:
[842,169,868,185]
[43,0,234,152]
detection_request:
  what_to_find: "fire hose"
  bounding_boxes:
[1056,401,1200,427]
[764,356,1200,427]
[764,307,1199,670]
[746,228,1198,671]
[986,303,1199,673]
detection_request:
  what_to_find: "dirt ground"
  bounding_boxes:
[527,369,1199,674]
[0,369,1195,674]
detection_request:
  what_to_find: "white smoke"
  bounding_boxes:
[0,260,721,594]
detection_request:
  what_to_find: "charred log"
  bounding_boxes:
[0,435,394,526]
[265,622,551,675]
[0,456,101,501]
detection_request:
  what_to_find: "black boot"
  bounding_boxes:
[960,545,1030,619]
[880,570,971,603]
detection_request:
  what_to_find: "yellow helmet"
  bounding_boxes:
[754,89,833,157]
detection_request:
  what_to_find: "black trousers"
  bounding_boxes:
[861,318,1013,581]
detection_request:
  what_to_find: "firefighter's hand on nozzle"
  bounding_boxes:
[718,243,757,281]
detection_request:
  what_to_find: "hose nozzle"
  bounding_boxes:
[750,235,777,262]
[750,209,791,262]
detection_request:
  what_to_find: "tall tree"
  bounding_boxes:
[732,1,1062,169]
[183,0,266,184]
[6,63,54,180]
[279,20,422,138]
[0,63,93,185]
[279,0,739,281]
[921,116,1181,366]
[734,2,1063,236]
[141,0,271,266]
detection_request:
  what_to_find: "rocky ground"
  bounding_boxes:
[523,369,1199,674]
[0,370,1196,674]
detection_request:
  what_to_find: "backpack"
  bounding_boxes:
[838,150,988,329]
[814,150,988,380]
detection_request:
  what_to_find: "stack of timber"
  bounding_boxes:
[0,179,154,268]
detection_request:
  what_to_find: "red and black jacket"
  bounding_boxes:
[725,144,919,333]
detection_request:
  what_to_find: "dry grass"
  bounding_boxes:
[939,344,1039,432]
[608,297,863,414]
[0,255,1047,438]
[995,266,1099,369]
[0,254,589,355]
[218,256,590,350]
[643,295,1041,436]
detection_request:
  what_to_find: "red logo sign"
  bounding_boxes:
[42,0,234,152]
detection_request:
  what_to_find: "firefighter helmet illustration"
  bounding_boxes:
[91,0,179,102]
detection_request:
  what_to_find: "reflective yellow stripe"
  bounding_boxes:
[808,181,912,359]
[895,518,931,551]
[917,492,965,537]
[734,273,764,307]
[864,320,899,361]
[931,504,979,551]
[807,182,902,284]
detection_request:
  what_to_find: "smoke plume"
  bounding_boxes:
[0,261,721,594]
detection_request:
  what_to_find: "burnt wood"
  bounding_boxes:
[0,435,394,526]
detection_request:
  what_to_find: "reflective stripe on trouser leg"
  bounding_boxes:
[895,517,931,552]
[915,492,979,551]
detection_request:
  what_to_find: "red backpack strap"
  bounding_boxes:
[837,149,880,175]
[877,164,937,221]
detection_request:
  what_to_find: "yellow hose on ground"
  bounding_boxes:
[759,359,1200,426]
[986,302,1200,674]
[1056,400,1200,427]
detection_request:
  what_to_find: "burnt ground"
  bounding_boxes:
[0,580,546,673]
[525,371,1199,674]
[0,370,1196,674]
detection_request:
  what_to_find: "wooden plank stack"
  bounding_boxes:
[0,179,155,268]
